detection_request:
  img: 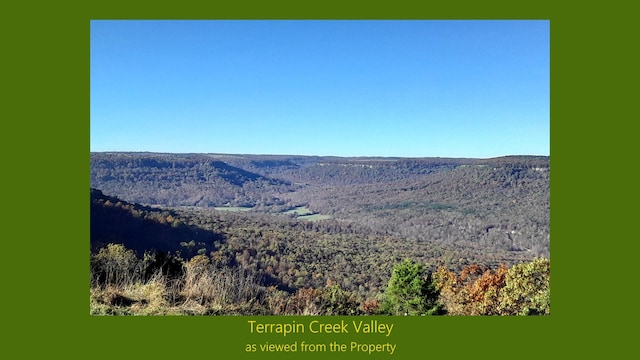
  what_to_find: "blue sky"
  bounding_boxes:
[90,20,549,158]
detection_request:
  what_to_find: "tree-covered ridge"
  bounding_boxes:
[91,152,549,260]
[90,188,222,256]
[91,152,295,207]
[91,152,549,206]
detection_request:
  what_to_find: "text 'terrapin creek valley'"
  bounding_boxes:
[248,320,394,337]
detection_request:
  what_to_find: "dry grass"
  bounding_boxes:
[90,256,269,315]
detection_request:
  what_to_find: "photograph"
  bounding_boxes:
[90,20,550,316]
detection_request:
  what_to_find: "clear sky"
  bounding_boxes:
[90,20,549,158]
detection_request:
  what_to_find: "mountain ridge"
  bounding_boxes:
[91,151,549,207]
[90,151,549,262]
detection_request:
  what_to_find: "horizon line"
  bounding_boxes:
[89,150,550,159]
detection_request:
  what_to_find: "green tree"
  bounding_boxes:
[321,282,360,315]
[498,257,550,315]
[381,259,445,315]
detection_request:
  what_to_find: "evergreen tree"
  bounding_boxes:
[381,259,445,315]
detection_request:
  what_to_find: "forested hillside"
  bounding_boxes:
[90,152,295,207]
[91,152,550,261]
[90,189,549,316]
[90,152,550,315]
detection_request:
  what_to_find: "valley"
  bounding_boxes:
[90,152,550,315]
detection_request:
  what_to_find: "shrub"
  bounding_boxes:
[91,243,142,287]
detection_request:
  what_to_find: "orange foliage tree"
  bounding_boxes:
[434,263,509,315]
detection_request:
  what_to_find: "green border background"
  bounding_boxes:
[6,0,634,358]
